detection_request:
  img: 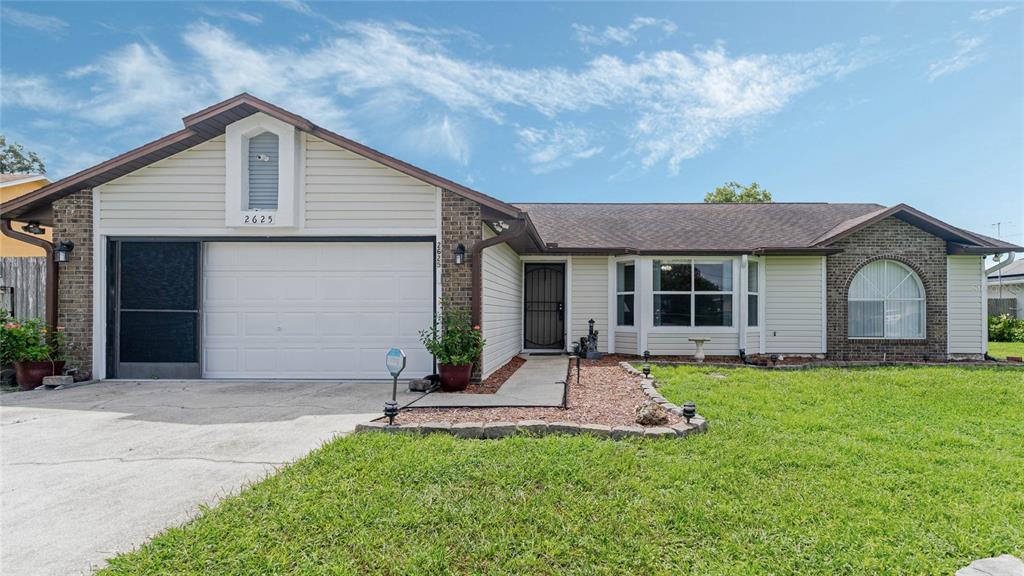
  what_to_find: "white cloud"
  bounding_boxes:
[0,6,68,32]
[573,16,677,47]
[0,71,68,110]
[928,35,987,82]
[517,124,603,173]
[275,0,313,16]
[970,6,1018,22]
[2,19,864,175]
[403,115,470,165]
[196,6,263,25]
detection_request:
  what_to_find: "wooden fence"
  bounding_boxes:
[0,257,46,321]
[989,298,1018,318]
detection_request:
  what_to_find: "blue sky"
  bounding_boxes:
[1,1,1022,243]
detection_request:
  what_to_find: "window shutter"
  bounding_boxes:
[247,132,279,210]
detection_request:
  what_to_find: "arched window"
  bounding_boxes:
[247,131,279,210]
[848,260,925,339]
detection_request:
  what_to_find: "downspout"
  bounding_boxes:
[985,252,1016,276]
[1,219,57,328]
[471,218,528,327]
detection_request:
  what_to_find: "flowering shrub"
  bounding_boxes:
[0,310,67,365]
[419,301,485,366]
[988,314,1024,343]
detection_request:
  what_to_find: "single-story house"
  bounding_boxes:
[988,258,1024,318]
[1,94,1020,381]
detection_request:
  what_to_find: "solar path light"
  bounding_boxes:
[384,348,406,426]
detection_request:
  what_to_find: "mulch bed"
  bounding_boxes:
[395,357,680,428]
[448,356,526,394]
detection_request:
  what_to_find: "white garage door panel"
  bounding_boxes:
[203,242,434,379]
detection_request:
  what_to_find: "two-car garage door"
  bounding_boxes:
[202,242,434,380]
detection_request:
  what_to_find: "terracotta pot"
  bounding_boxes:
[14,360,65,391]
[438,363,472,392]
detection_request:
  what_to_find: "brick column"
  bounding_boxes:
[53,190,93,376]
[440,190,483,379]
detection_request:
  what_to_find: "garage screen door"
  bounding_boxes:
[203,242,434,379]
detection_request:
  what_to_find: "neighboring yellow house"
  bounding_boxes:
[1,174,51,256]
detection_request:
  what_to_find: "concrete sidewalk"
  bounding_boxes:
[1,380,383,575]
[408,354,568,408]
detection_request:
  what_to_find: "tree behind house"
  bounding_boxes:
[0,136,46,174]
[704,181,771,203]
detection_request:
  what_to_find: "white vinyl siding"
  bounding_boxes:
[571,256,609,353]
[764,256,825,354]
[304,135,436,231]
[98,136,226,229]
[948,256,985,354]
[480,226,523,378]
[615,331,637,355]
[746,330,760,353]
[647,332,739,356]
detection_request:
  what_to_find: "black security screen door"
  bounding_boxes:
[110,241,201,378]
[523,263,565,349]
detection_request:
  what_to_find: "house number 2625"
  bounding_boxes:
[244,214,274,224]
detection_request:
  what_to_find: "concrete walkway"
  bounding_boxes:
[408,354,568,408]
[1,380,383,575]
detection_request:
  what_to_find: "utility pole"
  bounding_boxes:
[992,221,1013,305]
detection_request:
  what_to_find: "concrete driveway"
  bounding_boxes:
[0,380,387,575]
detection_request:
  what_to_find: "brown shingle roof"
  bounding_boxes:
[514,202,887,253]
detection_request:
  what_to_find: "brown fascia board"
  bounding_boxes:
[947,241,1023,255]
[1,93,522,220]
[521,246,842,256]
[813,203,999,249]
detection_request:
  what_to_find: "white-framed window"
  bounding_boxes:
[848,259,925,339]
[652,259,733,327]
[747,259,759,327]
[225,112,299,228]
[616,261,635,326]
[246,131,279,210]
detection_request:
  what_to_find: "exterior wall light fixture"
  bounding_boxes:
[453,243,466,265]
[54,241,75,263]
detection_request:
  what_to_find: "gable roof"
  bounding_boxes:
[514,202,1022,255]
[0,174,47,187]
[0,93,522,221]
[990,259,1024,279]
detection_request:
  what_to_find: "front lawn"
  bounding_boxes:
[103,366,1024,575]
[989,340,1024,360]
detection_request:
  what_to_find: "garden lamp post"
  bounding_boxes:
[682,401,697,424]
[384,348,406,426]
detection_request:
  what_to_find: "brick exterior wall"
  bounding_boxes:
[826,217,947,361]
[440,189,484,379]
[53,190,93,375]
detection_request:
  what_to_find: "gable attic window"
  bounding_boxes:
[247,132,279,210]
[225,112,300,228]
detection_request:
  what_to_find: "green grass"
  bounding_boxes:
[989,340,1024,360]
[102,366,1024,575]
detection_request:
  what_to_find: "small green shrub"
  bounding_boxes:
[1,310,67,365]
[988,314,1024,342]
[419,300,485,366]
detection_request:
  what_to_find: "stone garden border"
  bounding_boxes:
[353,362,708,441]
[355,417,704,440]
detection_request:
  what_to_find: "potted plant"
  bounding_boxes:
[1,313,67,391]
[419,302,484,392]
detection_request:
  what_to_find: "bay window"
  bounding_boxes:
[848,260,925,339]
[653,259,733,327]
[616,261,635,326]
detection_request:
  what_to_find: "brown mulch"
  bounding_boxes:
[455,356,526,394]
[394,358,680,428]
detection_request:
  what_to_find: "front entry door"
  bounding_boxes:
[523,263,565,349]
